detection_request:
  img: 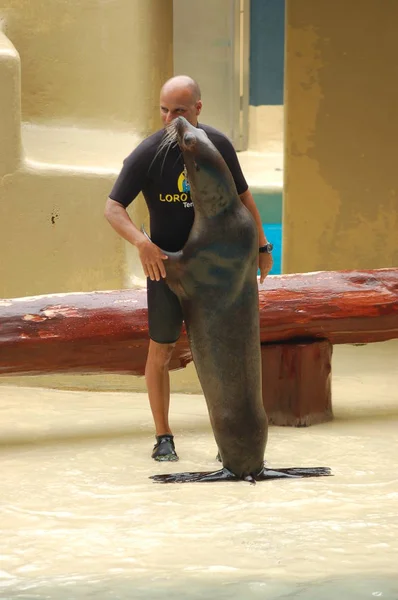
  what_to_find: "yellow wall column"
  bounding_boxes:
[0,1,173,298]
[0,30,21,176]
[1,0,172,134]
[283,0,398,273]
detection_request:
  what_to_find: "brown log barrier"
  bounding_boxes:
[261,339,333,426]
[1,268,397,424]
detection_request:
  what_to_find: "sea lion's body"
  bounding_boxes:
[167,157,266,478]
[149,117,330,483]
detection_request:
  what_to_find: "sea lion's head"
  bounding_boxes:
[166,117,239,216]
[172,116,222,167]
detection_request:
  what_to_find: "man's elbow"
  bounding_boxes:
[239,189,251,205]
[104,197,119,222]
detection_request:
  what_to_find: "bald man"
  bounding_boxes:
[105,75,273,461]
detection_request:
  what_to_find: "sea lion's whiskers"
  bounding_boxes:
[171,149,183,171]
[161,121,178,147]
[148,123,179,173]
[159,140,179,176]
[148,139,176,173]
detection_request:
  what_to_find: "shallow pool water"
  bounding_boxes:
[1,341,397,599]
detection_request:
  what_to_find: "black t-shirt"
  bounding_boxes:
[109,123,248,252]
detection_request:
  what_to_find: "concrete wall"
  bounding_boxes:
[0,0,205,393]
[0,29,21,177]
[0,1,173,300]
[283,0,398,273]
[173,0,249,151]
[1,0,172,134]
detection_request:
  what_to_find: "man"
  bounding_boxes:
[104,75,273,462]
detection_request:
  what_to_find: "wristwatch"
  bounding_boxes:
[259,243,273,254]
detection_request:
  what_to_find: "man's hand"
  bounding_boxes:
[137,238,168,281]
[259,252,273,284]
[104,199,169,281]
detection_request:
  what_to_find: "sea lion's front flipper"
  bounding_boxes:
[141,225,185,293]
[150,468,240,484]
[256,466,332,480]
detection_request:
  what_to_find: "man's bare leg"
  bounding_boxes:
[145,339,178,460]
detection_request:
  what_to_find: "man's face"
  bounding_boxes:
[160,86,202,127]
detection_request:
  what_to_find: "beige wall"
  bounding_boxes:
[173,0,250,150]
[0,0,204,393]
[0,366,203,395]
[283,0,398,273]
[248,105,283,153]
[0,1,173,299]
[1,0,172,135]
[0,30,21,176]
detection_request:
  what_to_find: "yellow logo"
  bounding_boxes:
[158,171,193,207]
[177,171,190,193]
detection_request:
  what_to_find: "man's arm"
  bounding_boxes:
[104,198,168,281]
[239,189,273,283]
[104,197,146,246]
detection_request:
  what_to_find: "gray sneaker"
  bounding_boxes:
[151,435,179,462]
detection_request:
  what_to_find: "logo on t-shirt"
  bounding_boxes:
[177,171,190,193]
[159,171,193,208]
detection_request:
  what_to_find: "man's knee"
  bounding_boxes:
[146,340,176,370]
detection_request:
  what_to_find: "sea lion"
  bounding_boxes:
[146,116,331,483]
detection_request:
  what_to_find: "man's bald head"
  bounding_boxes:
[161,75,201,103]
[160,75,203,127]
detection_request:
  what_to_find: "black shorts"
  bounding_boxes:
[147,277,184,344]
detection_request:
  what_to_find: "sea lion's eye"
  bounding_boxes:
[183,132,196,146]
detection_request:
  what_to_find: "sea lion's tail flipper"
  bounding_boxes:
[256,466,332,480]
[150,468,240,484]
[150,466,332,484]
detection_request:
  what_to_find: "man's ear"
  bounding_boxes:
[196,101,203,116]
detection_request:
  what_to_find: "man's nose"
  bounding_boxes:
[164,112,174,123]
